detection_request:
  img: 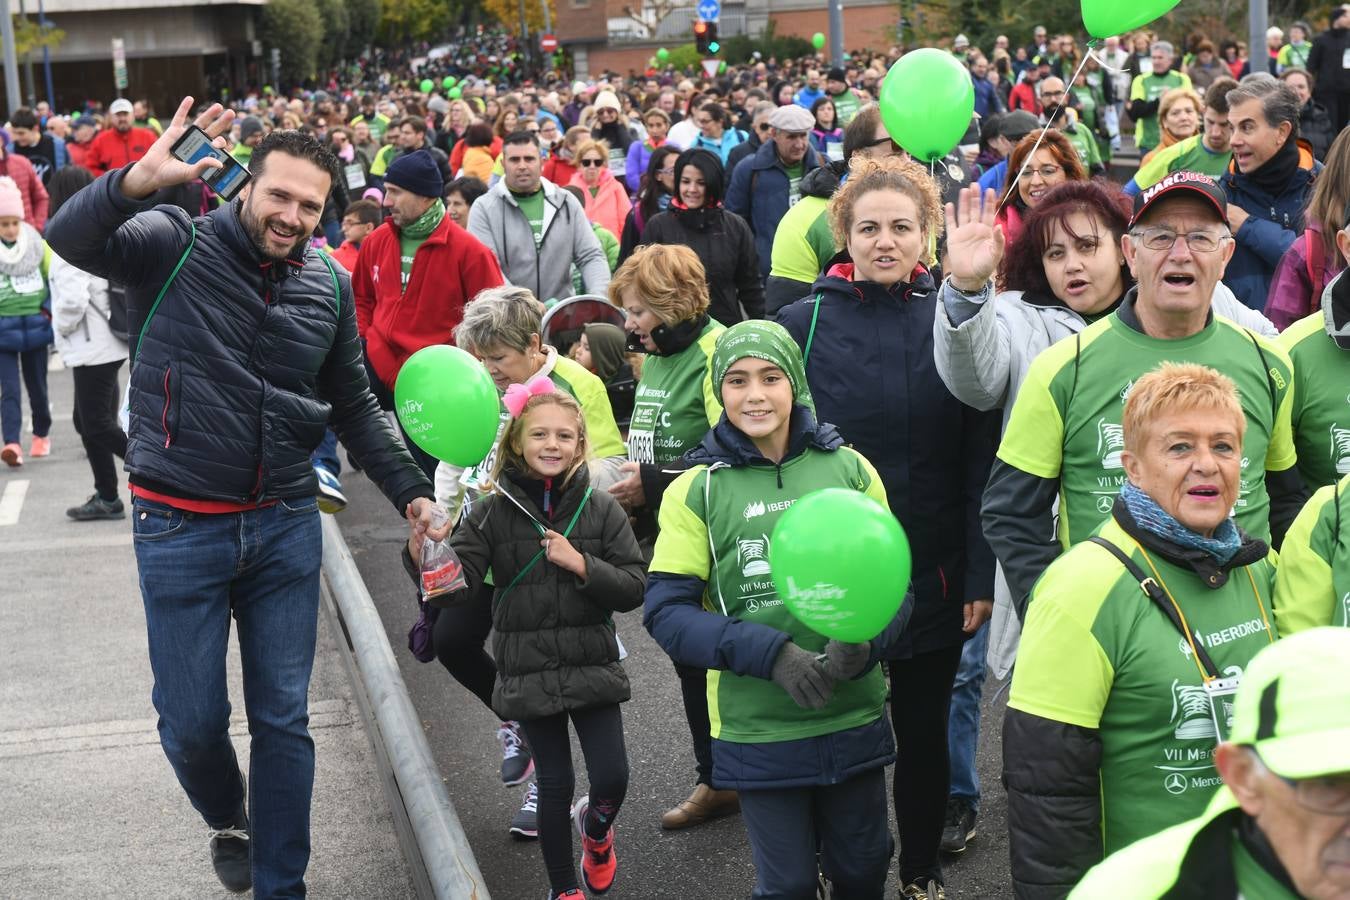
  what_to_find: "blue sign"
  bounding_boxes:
[697,0,720,22]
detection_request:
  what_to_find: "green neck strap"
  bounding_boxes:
[497,485,594,602]
[803,292,822,367]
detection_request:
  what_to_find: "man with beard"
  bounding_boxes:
[83,97,157,175]
[44,97,442,898]
[353,149,504,480]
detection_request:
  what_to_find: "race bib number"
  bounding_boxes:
[344,163,367,191]
[609,148,626,177]
[627,400,661,465]
[10,271,43,294]
[1343,48,1350,68]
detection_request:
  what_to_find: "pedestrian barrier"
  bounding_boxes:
[320,516,491,900]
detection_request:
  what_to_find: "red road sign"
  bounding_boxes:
[540,34,559,52]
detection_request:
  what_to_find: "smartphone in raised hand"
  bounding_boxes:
[169,124,252,202]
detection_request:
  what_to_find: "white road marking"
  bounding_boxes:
[0,479,29,526]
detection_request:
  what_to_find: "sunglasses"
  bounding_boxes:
[580,158,605,167]
[756,122,773,132]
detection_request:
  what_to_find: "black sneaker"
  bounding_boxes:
[208,807,252,893]
[940,797,977,854]
[66,494,125,521]
[498,720,535,786]
[509,782,539,840]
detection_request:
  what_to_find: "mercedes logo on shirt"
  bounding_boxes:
[1164,772,1188,795]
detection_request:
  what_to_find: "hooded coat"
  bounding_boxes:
[437,461,647,720]
[778,262,1001,657]
[641,149,764,325]
[569,164,632,246]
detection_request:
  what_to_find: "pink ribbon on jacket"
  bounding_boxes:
[502,375,555,418]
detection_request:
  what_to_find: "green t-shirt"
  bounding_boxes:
[1134,135,1233,192]
[997,308,1297,546]
[1011,515,1278,854]
[628,320,723,465]
[513,189,546,248]
[785,163,805,207]
[1063,124,1103,171]
[830,89,860,126]
[1272,474,1350,633]
[769,197,834,284]
[1130,70,1192,149]
[651,445,890,743]
[1279,312,1350,489]
[0,259,48,317]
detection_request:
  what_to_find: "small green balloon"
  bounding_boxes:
[719,61,727,74]
[419,78,434,93]
[394,346,501,466]
[879,48,975,162]
[770,488,911,642]
[1080,0,1181,39]
[812,32,826,50]
[442,75,456,89]
[657,47,669,61]
[449,86,462,99]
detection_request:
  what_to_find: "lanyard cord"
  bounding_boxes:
[1131,540,1274,682]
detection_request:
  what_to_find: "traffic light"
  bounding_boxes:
[694,20,710,54]
[707,22,719,54]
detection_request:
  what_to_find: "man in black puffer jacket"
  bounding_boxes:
[46,98,440,899]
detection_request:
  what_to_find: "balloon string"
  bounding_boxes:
[997,40,1100,215]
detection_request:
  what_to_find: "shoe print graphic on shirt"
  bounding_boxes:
[1331,425,1350,475]
[737,535,771,578]
[1170,679,1216,741]
[1097,418,1125,470]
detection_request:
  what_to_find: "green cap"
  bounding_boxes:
[1227,627,1350,779]
[711,320,813,411]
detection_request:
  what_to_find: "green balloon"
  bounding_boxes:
[719,61,727,74]
[879,48,974,162]
[657,47,669,61]
[442,76,457,89]
[812,32,826,50]
[1080,0,1180,39]
[449,86,462,99]
[419,78,434,93]
[395,345,501,466]
[771,489,911,642]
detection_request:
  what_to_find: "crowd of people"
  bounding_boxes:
[5,9,1350,900]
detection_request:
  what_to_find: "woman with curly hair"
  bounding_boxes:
[777,155,1002,900]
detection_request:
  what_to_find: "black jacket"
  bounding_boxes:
[777,263,1000,657]
[441,462,647,721]
[1308,26,1350,99]
[642,206,764,324]
[45,166,432,511]
[1300,99,1335,161]
[1003,498,1270,899]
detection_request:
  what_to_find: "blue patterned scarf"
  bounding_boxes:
[1120,481,1242,565]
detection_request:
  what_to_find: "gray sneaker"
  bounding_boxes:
[509,782,539,840]
[66,494,125,521]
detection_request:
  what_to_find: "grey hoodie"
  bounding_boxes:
[467,177,610,303]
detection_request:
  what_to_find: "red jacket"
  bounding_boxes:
[1008,82,1042,115]
[329,240,361,273]
[0,152,48,230]
[353,213,504,389]
[84,126,157,175]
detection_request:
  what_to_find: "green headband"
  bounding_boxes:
[711,320,814,411]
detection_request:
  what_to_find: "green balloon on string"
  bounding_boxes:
[719,61,727,74]
[443,76,456,89]
[812,32,826,50]
[419,78,434,93]
[878,48,974,162]
[1080,0,1181,39]
[449,86,462,99]
[394,346,501,466]
[657,47,669,61]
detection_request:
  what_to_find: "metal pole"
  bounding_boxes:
[1249,0,1269,79]
[827,0,843,68]
[17,0,32,105]
[37,0,51,107]
[0,0,20,117]
[540,0,552,72]
[517,0,531,74]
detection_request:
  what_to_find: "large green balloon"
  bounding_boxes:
[419,78,434,93]
[812,32,826,50]
[395,345,501,466]
[770,488,911,642]
[1081,0,1180,40]
[878,48,974,162]
[442,75,457,89]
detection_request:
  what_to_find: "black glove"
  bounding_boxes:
[821,639,871,681]
[770,641,835,710]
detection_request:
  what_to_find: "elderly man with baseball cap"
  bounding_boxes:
[1072,627,1350,898]
[83,97,158,176]
[727,103,821,282]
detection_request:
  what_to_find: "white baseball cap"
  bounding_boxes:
[109,98,133,115]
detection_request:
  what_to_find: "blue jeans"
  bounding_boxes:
[947,622,989,809]
[133,495,322,899]
[0,347,51,444]
[310,427,341,477]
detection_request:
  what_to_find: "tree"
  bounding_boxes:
[313,0,351,69]
[12,15,64,58]
[479,0,557,35]
[618,0,680,40]
[262,0,323,84]
[378,0,457,43]
[344,0,380,58]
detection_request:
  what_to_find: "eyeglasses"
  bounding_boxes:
[1253,750,1350,815]
[579,158,605,167]
[756,122,773,132]
[1027,165,1066,180]
[1130,227,1230,252]
[658,167,675,176]
[866,135,904,153]
[597,108,618,116]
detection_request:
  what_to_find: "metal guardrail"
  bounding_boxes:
[320,515,491,900]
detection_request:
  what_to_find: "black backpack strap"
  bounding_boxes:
[1088,536,1222,678]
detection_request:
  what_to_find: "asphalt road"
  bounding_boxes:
[338,469,1014,899]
